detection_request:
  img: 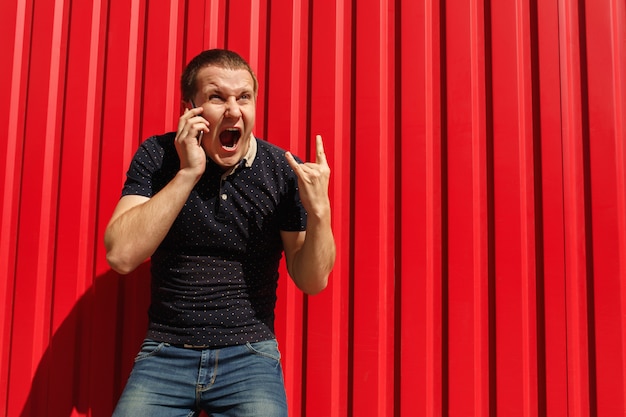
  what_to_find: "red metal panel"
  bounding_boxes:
[7,0,69,415]
[584,0,626,415]
[303,1,352,416]
[140,0,184,137]
[444,0,491,415]
[45,0,107,415]
[558,1,592,416]
[352,0,395,416]
[490,0,539,415]
[399,0,443,416]
[535,0,569,415]
[2,0,626,416]
[0,0,29,412]
[91,1,149,414]
[264,3,303,416]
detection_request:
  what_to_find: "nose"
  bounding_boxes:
[225,97,241,118]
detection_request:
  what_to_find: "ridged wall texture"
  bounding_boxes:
[1,0,625,416]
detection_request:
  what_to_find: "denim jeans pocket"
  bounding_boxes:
[245,339,281,363]
[134,339,166,362]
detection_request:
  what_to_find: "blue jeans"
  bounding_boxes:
[112,339,288,417]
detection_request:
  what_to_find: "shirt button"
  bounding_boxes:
[221,194,228,200]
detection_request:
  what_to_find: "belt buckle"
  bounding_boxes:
[183,343,209,349]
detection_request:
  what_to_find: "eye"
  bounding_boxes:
[238,93,251,102]
[208,94,224,102]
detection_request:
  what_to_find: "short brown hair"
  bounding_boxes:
[180,49,258,102]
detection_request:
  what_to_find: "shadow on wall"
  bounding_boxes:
[18,265,152,417]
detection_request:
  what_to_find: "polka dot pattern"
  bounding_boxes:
[121,133,307,347]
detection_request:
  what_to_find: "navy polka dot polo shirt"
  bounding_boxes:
[121,133,307,347]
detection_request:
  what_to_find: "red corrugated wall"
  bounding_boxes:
[1,0,625,416]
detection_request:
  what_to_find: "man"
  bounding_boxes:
[105,49,335,416]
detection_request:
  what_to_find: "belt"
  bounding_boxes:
[178,343,211,349]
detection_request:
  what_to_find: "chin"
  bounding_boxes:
[213,153,241,169]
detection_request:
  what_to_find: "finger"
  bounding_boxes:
[178,108,190,131]
[178,107,203,133]
[315,135,327,165]
[186,106,204,119]
[285,151,302,173]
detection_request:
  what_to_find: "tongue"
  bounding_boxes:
[219,130,237,148]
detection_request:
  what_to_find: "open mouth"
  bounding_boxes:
[219,127,242,151]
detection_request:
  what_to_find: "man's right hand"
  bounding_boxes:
[176,107,209,179]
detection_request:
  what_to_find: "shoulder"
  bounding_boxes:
[252,138,298,178]
[255,137,303,164]
[132,132,177,166]
[255,137,287,156]
[246,139,302,201]
[138,132,176,153]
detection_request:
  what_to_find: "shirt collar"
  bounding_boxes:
[242,135,257,167]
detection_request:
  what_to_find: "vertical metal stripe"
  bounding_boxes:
[76,0,103,291]
[611,0,626,409]
[608,0,626,411]
[425,1,443,415]
[330,1,351,415]
[445,0,483,413]
[1,0,27,283]
[469,0,489,415]
[515,0,538,415]
[165,0,181,124]
[248,0,260,72]
[558,0,591,415]
[377,1,393,415]
[609,0,626,274]
[123,0,143,170]
[207,0,221,48]
[534,0,568,414]
[351,0,392,413]
[0,1,29,411]
[35,0,65,360]
[0,1,26,303]
[284,3,306,415]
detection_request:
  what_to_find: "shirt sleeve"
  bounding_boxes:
[121,136,165,198]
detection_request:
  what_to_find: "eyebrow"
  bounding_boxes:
[206,86,254,96]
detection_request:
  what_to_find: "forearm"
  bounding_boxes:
[104,169,198,274]
[290,214,336,295]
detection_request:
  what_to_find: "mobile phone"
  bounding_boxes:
[190,100,204,145]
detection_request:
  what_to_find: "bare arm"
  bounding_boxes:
[104,170,198,274]
[283,135,336,294]
[104,107,209,274]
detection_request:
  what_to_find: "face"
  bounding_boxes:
[192,65,256,168]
